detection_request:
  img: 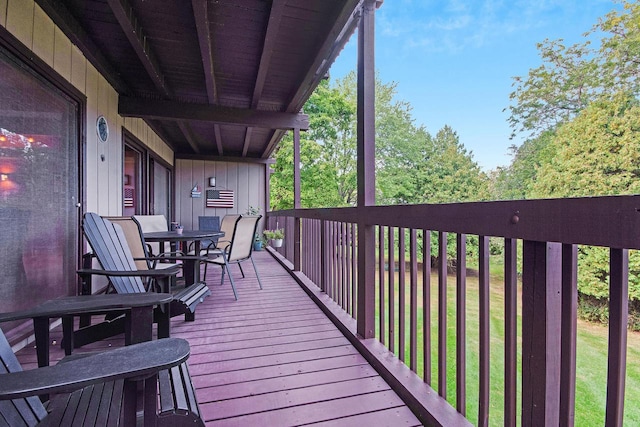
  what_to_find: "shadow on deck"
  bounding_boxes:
[14,251,421,426]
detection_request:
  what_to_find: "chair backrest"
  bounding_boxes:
[227,215,261,262]
[133,214,169,255]
[104,216,150,270]
[218,214,241,250]
[198,216,220,249]
[82,212,147,293]
[0,329,48,425]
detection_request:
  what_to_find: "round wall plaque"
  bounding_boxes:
[97,115,109,143]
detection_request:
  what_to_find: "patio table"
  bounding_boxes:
[143,230,224,286]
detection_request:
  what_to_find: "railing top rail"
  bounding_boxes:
[267,195,640,249]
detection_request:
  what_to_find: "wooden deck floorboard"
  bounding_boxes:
[13,251,422,426]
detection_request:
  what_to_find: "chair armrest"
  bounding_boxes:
[157,250,185,257]
[77,267,181,278]
[211,239,231,248]
[0,338,189,400]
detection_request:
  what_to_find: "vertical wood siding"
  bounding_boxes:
[175,159,266,231]
[1,0,174,216]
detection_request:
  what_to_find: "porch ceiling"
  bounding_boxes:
[36,0,365,159]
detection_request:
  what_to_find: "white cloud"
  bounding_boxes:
[376,0,601,55]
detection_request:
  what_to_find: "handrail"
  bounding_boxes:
[266,194,637,426]
[271,194,640,249]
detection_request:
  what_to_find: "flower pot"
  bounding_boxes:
[271,239,283,248]
[253,241,263,251]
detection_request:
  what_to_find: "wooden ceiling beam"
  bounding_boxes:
[289,0,362,112]
[107,0,207,152]
[106,0,169,96]
[243,0,286,157]
[34,0,129,94]
[252,0,285,109]
[192,0,218,104]
[191,0,222,156]
[242,128,253,157]
[214,125,224,156]
[119,97,310,130]
[262,0,362,158]
[177,122,201,154]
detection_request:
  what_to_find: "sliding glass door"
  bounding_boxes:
[0,44,81,322]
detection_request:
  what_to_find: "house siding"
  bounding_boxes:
[0,0,174,216]
[175,159,266,231]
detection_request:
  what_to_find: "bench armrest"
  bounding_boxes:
[0,294,173,323]
[0,338,189,400]
[77,267,181,278]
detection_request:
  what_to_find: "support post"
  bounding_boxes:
[356,0,377,339]
[522,241,562,426]
[293,128,301,271]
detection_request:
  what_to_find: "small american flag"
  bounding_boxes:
[206,189,234,208]
[124,187,134,207]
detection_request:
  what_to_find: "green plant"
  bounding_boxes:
[263,228,284,240]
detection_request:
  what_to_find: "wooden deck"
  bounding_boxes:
[13,251,421,426]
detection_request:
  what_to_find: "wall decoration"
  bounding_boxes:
[206,189,234,208]
[96,115,109,143]
[191,184,201,198]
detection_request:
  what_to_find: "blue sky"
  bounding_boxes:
[329,0,622,171]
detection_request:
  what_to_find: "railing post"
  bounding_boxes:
[293,127,301,271]
[606,248,628,426]
[522,240,562,426]
[320,219,327,293]
[355,0,376,339]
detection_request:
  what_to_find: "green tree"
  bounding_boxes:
[418,126,489,203]
[530,93,640,302]
[531,93,640,198]
[270,134,343,210]
[507,0,640,139]
[490,130,556,200]
[273,73,489,210]
[271,79,355,210]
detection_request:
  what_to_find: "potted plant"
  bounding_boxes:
[253,232,264,251]
[263,228,284,248]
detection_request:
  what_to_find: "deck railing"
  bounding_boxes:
[266,195,640,427]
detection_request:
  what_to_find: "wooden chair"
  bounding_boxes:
[205,215,263,299]
[79,213,211,340]
[0,328,203,426]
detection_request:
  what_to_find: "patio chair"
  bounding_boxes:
[133,214,171,256]
[80,213,210,332]
[205,215,263,299]
[104,216,183,288]
[0,327,203,426]
[197,215,221,250]
[196,214,241,280]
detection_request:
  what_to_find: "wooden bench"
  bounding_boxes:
[0,293,172,366]
[0,330,203,426]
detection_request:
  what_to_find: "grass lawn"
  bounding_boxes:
[374,258,640,426]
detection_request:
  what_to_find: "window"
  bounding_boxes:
[123,130,172,217]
